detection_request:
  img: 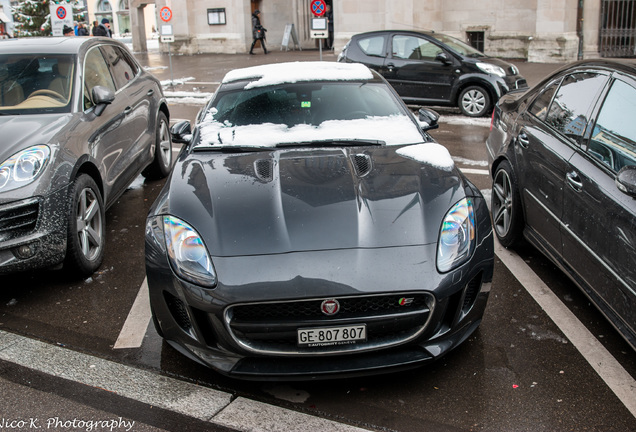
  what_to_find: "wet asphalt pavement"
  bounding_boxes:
[1,47,635,432]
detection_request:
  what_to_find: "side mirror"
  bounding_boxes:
[616,165,636,197]
[170,120,192,144]
[435,52,451,65]
[91,86,115,116]
[417,107,440,132]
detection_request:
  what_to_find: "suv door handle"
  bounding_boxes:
[517,131,529,148]
[147,89,155,96]
[566,171,583,192]
[124,106,132,115]
[386,63,395,72]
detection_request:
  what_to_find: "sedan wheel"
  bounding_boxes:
[491,160,523,247]
[142,111,173,179]
[65,174,105,276]
[459,86,490,117]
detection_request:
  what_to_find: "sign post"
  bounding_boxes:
[159,7,174,86]
[310,0,327,60]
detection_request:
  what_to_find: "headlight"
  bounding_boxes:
[0,145,50,192]
[437,198,475,273]
[163,215,217,287]
[476,62,506,78]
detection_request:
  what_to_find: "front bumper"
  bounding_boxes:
[0,186,69,274]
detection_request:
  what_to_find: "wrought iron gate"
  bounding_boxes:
[600,0,636,57]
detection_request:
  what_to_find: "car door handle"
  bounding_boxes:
[566,171,583,192]
[124,106,132,115]
[147,89,154,96]
[517,131,530,148]
[386,63,395,72]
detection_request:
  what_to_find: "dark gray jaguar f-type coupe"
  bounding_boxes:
[145,62,494,379]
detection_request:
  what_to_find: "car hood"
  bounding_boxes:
[155,144,468,257]
[0,114,72,163]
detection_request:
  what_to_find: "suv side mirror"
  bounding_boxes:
[616,165,636,197]
[435,52,451,65]
[170,120,192,144]
[91,86,115,116]
[417,108,439,131]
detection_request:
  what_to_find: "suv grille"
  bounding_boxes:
[225,293,435,355]
[0,199,40,241]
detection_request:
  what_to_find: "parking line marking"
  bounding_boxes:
[459,168,489,175]
[113,278,152,349]
[0,330,372,431]
[495,241,636,418]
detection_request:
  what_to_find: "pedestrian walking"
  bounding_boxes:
[77,22,89,36]
[249,10,267,55]
[93,18,112,37]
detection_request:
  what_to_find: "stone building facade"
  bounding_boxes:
[129,0,624,62]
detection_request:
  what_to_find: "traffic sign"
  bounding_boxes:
[56,6,67,20]
[310,0,327,17]
[160,6,173,22]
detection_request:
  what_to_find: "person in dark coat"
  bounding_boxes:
[93,18,112,37]
[249,10,267,55]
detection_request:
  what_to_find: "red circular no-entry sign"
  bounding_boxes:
[160,6,172,22]
[311,0,327,16]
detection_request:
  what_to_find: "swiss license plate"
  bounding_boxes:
[297,324,367,347]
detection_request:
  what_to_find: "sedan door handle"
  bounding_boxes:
[147,89,155,96]
[124,106,132,115]
[517,131,530,148]
[566,171,583,192]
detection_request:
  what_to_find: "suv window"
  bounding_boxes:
[357,36,385,57]
[544,72,607,143]
[100,45,138,89]
[392,35,439,61]
[83,47,116,110]
[589,78,636,171]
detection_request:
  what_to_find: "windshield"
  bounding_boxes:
[429,33,485,58]
[196,81,424,148]
[0,54,75,114]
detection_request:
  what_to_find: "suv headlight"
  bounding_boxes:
[476,62,506,78]
[437,198,475,273]
[163,215,217,287]
[0,145,50,192]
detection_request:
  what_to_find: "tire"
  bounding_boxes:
[459,85,491,117]
[491,160,524,247]
[65,174,105,277]
[142,111,173,180]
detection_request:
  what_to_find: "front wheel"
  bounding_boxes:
[459,86,491,117]
[65,174,105,276]
[491,160,523,247]
[142,111,173,179]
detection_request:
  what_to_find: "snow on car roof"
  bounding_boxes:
[222,62,375,89]
[197,115,425,148]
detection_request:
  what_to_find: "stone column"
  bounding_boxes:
[582,0,600,58]
[130,0,148,53]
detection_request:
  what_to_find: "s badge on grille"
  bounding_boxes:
[321,299,340,316]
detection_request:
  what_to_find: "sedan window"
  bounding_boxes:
[589,79,636,171]
[357,36,385,57]
[528,79,560,120]
[544,72,607,143]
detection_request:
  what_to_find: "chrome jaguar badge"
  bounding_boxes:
[321,299,340,316]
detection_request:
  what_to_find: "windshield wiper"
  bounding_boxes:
[276,139,385,148]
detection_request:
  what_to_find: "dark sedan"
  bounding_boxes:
[145,62,494,380]
[0,37,172,276]
[338,30,527,117]
[487,59,636,350]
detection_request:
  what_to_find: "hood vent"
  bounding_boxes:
[254,159,273,182]
[352,153,372,177]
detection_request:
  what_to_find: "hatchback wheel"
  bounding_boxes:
[142,111,173,179]
[65,174,105,276]
[492,160,523,247]
[459,86,490,117]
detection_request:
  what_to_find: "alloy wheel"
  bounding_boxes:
[75,187,103,262]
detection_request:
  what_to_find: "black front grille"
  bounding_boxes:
[0,199,39,241]
[226,293,434,355]
[165,291,192,332]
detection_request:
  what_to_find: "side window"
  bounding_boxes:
[83,47,116,110]
[357,36,385,57]
[100,45,137,89]
[392,36,439,61]
[529,79,560,120]
[544,72,608,143]
[589,79,636,171]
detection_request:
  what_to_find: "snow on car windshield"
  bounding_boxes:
[196,80,425,148]
[222,62,374,89]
